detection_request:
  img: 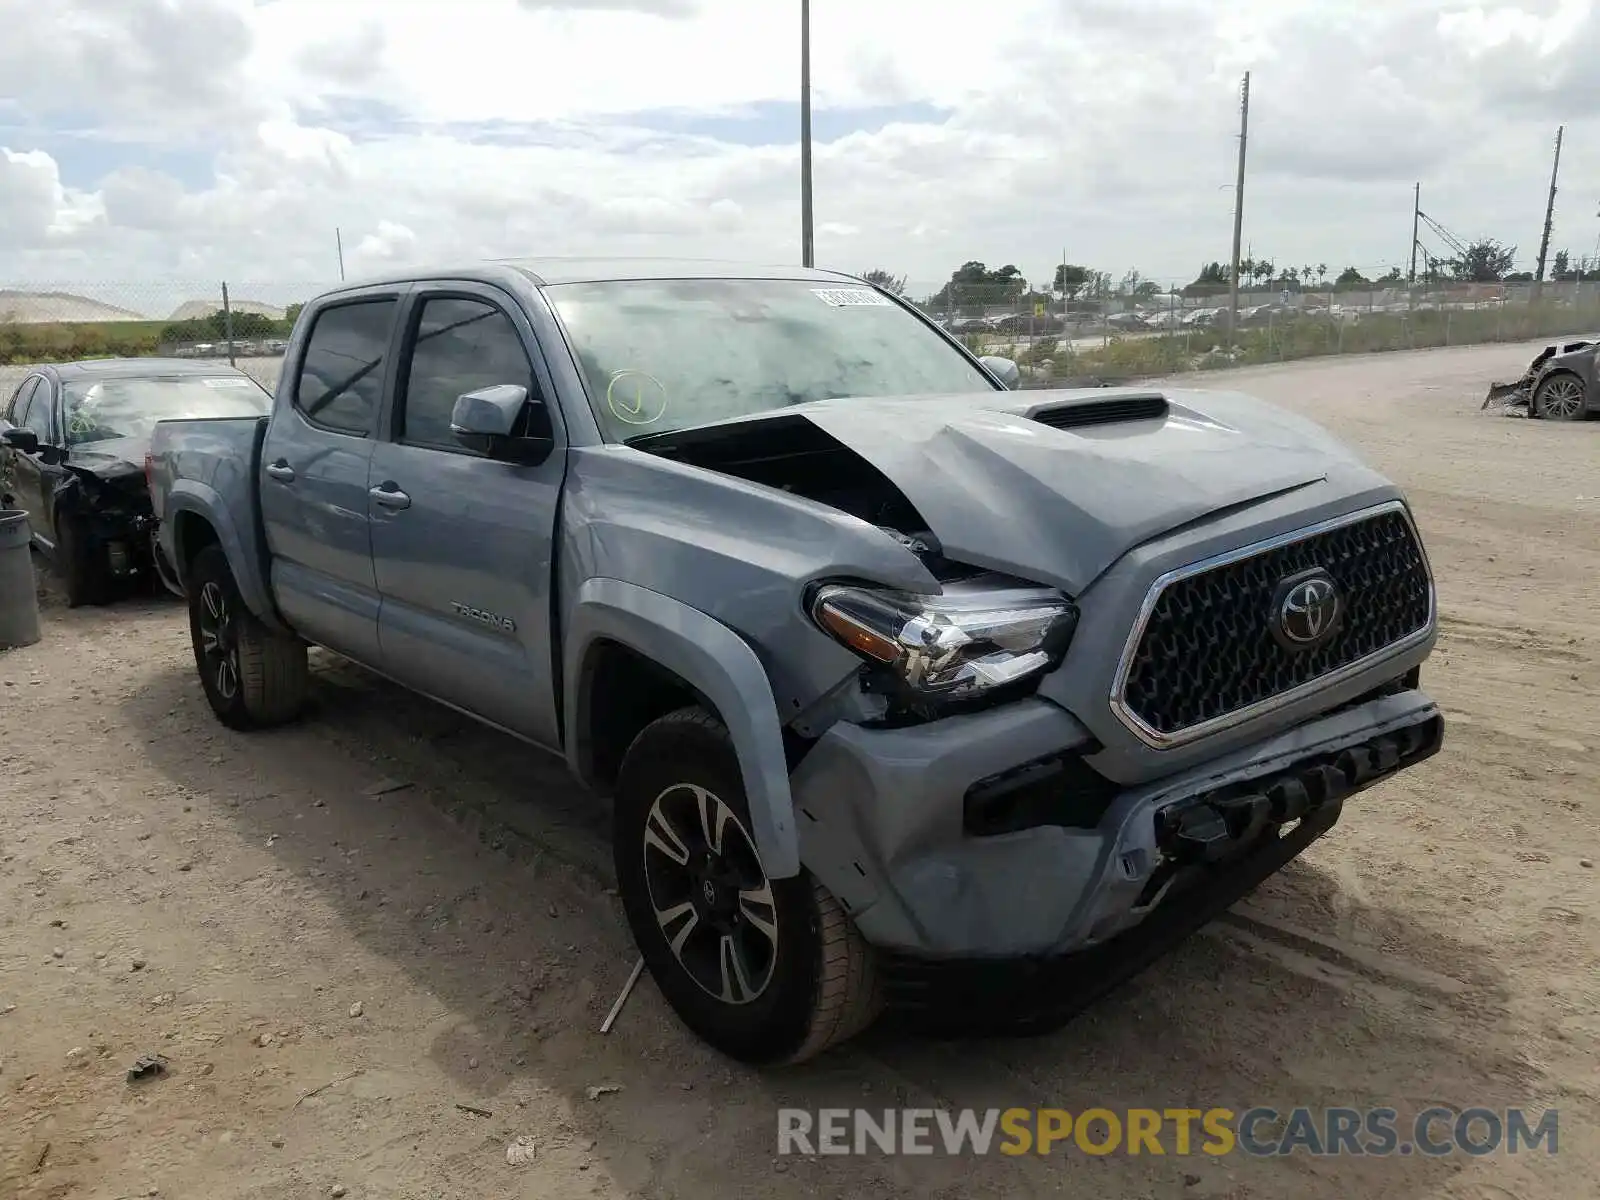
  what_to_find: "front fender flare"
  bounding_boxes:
[163,478,280,629]
[564,577,799,879]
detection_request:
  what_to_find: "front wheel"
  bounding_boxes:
[186,544,309,730]
[613,707,881,1064]
[1533,372,1587,420]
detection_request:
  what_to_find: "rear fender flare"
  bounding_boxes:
[163,479,280,628]
[564,577,800,879]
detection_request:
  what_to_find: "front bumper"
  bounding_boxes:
[82,510,158,580]
[790,685,1443,964]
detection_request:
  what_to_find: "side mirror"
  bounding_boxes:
[2,427,40,455]
[450,385,554,465]
[979,355,1021,390]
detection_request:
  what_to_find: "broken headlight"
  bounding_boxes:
[808,579,1078,701]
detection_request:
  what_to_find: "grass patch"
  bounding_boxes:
[0,320,171,364]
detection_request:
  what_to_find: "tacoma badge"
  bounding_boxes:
[450,602,516,633]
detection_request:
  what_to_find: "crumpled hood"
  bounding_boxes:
[64,436,149,482]
[782,386,1373,593]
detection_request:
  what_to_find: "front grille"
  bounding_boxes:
[1117,507,1432,741]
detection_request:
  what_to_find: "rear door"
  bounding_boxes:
[367,282,568,747]
[259,288,405,664]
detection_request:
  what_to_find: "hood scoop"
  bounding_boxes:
[1028,392,1169,430]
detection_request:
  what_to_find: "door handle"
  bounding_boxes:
[265,461,296,482]
[369,483,411,510]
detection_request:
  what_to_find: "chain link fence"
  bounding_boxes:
[4,276,1599,399]
[912,279,1600,387]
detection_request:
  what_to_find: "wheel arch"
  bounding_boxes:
[162,480,282,628]
[564,577,800,878]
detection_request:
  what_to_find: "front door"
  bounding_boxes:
[258,291,403,665]
[367,284,567,747]
[4,379,60,549]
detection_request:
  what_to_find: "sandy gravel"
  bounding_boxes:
[2,339,1597,1199]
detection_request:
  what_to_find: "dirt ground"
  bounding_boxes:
[2,339,1597,1199]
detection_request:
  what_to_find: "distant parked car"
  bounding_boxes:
[1105,311,1147,331]
[0,358,272,606]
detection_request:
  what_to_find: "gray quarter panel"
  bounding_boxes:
[148,416,285,627]
[563,577,801,878]
[558,444,939,717]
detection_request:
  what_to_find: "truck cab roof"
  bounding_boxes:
[315,256,864,297]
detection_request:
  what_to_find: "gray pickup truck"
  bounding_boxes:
[147,259,1443,1064]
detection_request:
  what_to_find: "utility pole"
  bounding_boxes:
[1533,125,1563,300]
[1408,182,1420,286]
[799,0,814,268]
[336,227,346,281]
[1227,71,1250,347]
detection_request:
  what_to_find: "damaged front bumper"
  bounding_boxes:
[91,511,159,580]
[790,682,1443,1015]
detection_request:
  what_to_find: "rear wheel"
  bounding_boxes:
[56,513,110,608]
[187,544,308,730]
[1533,372,1587,420]
[613,707,880,1064]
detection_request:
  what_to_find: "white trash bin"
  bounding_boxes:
[0,509,41,649]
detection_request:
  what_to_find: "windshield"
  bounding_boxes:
[63,375,272,445]
[544,277,998,441]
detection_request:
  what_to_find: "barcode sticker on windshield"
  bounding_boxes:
[812,287,891,307]
[202,377,255,388]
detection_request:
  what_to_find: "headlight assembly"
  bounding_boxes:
[808,578,1078,703]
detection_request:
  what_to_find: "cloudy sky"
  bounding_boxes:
[2,0,1598,305]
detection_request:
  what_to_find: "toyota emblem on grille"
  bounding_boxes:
[1271,569,1343,651]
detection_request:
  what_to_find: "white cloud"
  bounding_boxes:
[2,0,1600,296]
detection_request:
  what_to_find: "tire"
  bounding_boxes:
[1532,371,1587,421]
[186,544,309,730]
[613,707,881,1065]
[56,512,110,608]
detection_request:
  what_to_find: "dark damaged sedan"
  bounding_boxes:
[1,359,272,606]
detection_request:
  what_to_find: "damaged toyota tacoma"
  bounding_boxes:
[145,260,1444,1064]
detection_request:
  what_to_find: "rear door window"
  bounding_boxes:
[294,299,398,436]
